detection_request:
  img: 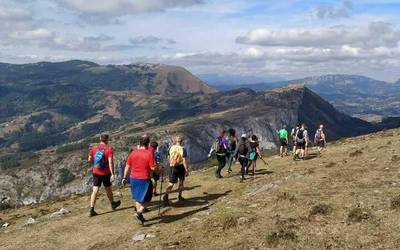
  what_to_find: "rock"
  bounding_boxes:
[198,210,210,217]
[2,223,9,228]
[189,217,200,223]
[132,232,146,242]
[24,217,36,226]
[371,158,377,162]
[146,233,157,239]
[248,183,278,196]
[249,204,258,208]
[50,208,70,218]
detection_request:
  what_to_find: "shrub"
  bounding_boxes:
[58,168,75,186]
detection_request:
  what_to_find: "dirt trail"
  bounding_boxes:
[1,128,400,249]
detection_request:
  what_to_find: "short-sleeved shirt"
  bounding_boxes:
[89,144,113,176]
[278,129,288,139]
[168,145,187,167]
[127,148,156,180]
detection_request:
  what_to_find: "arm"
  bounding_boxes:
[108,156,115,181]
[123,162,131,185]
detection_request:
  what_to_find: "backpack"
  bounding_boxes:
[93,148,106,169]
[154,151,162,164]
[237,142,249,156]
[296,129,305,143]
[213,138,226,155]
[169,145,184,167]
[314,129,322,142]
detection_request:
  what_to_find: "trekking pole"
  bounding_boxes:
[158,168,164,216]
[259,156,268,166]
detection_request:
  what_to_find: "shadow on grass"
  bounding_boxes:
[145,190,232,225]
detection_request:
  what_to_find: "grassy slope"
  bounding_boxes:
[1,129,400,249]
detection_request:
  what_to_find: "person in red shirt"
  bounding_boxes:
[123,135,161,225]
[88,134,121,217]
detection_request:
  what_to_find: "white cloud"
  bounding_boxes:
[59,0,204,16]
[9,28,53,40]
[236,22,400,49]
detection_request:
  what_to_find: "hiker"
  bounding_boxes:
[208,128,229,178]
[235,134,252,182]
[149,141,162,196]
[117,159,126,187]
[278,125,289,157]
[226,128,238,174]
[122,135,161,225]
[88,134,121,217]
[314,124,327,155]
[248,135,261,175]
[163,135,190,206]
[294,123,309,160]
[290,124,300,154]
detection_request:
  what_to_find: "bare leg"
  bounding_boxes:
[90,186,100,208]
[104,186,114,204]
[178,179,184,197]
[280,146,283,157]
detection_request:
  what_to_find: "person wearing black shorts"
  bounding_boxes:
[88,134,121,217]
[93,174,112,187]
[169,165,186,183]
[163,135,190,206]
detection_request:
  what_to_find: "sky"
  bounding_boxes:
[1,0,400,82]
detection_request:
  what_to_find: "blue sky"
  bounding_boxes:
[1,0,400,81]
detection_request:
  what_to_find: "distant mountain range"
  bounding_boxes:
[0,60,215,153]
[211,75,400,119]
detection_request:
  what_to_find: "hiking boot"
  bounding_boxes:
[178,195,185,202]
[240,176,245,183]
[134,213,145,226]
[143,207,150,213]
[163,195,170,207]
[111,200,121,210]
[227,169,232,174]
[89,209,98,217]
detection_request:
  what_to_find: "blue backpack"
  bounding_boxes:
[93,148,106,169]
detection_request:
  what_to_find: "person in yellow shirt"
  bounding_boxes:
[163,135,190,206]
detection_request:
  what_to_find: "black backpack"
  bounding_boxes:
[237,142,249,156]
[296,129,305,143]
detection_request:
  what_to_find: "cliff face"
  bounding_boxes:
[0,86,376,208]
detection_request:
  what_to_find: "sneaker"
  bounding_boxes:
[178,195,185,201]
[227,169,232,174]
[111,200,121,210]
[89,209,98,217]
[134,213,145,226]
[163,195,170,207]
[240,176,245,183]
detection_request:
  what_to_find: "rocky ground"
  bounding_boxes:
[1,128,400,249]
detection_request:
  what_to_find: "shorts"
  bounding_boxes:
[169,165,186,184]
[130,178,153,203]
[280,138,288,147]
[151,171,160,182]
[296,141,306,149]
[93,174,112,187]
[316,140,325,147]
